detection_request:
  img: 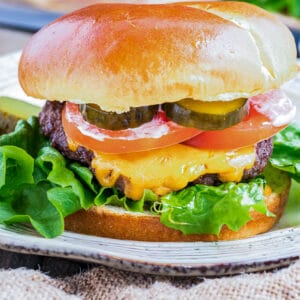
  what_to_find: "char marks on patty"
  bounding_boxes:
[39,101,94,166]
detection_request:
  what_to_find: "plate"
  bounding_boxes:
[0,52,299,277]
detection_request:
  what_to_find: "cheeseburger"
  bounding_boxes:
[16,2,298,241]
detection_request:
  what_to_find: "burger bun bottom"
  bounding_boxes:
[65,183,290,242]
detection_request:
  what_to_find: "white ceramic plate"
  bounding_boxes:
[0,52,299,277]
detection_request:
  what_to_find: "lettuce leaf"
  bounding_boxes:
[0,144,63,237]
[159,179,266,235]
[35,147,94,210]
[94,187,158,213]
[238,1,300,18]
[0,146,34,196]
[0,182,64,238]
[0,145,90,237]
[158,166,290,235]
[0,117,158,237]
[0,117,47,157]
[270,124,300,182]
[278,180,300,227]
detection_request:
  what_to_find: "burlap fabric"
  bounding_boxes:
[0,259,299,299]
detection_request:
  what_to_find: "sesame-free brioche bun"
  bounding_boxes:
[18,2,297,112]
[64,183,290,242]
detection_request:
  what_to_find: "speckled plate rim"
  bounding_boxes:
[0,224,299,276]
[0,52,300,277]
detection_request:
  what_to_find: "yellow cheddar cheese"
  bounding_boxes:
[91,144,255,200]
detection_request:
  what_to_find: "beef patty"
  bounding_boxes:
[39,101,273,189]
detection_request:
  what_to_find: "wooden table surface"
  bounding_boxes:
[0,26,96,277]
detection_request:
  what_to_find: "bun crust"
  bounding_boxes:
[19,2,296,112]
[65,184,290,242]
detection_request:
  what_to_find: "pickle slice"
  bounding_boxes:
[80,104,159,130]
[0,96,41,135]
[162,98,249,130]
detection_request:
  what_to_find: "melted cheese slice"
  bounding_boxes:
[91,144,256,200]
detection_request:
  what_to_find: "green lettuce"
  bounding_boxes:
[0,117,299,238]
[158,167,289,235]
[159,180,265,235]
[235,1,300,18]
[0,117,47,157]
[0,117,158,237]
[270,124,300,182]
[278,180,300,227]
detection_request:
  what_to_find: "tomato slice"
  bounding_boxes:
[62,103,201,153]
[184,90,296,150]
[62,90,295,154]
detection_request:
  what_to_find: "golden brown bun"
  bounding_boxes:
[65,183,290,241]
[19,2,297,112]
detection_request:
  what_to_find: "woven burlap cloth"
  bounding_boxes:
[0,259,299,299]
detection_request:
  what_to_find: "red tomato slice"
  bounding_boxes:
[184,90,296,150]
[62,103,201,154]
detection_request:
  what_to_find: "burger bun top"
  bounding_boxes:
[19,2,297,112]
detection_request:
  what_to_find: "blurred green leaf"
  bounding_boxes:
[234,0,300,18]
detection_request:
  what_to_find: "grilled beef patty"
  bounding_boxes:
[39,101,94,166]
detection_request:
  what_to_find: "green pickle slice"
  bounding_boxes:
[162,98,249,130]
[81,104,159,131]
[0,96,41,135]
